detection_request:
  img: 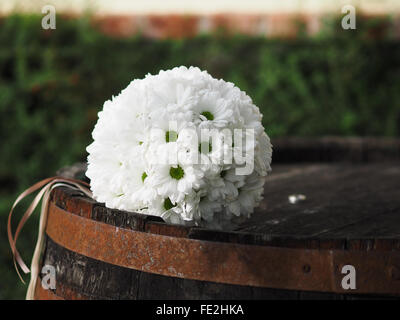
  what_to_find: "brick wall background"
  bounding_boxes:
[1,0,400,38]
[92,13,400,38]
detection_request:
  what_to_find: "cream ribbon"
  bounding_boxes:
[7,177,92,300]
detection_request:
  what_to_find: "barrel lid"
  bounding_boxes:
[55,138,400,249]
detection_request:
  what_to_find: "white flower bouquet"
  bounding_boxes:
[86,66,272,229]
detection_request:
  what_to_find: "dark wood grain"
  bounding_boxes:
[272,137,400,163]
[240,163,400,239]
[57,162,400,241]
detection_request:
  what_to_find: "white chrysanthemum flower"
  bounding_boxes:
[147,163,204,203]
[87,66,272,229]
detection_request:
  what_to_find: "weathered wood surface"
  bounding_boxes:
[241,163,400,239]
[57,162,400,241]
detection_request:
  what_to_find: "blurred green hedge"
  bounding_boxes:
[1,14,399,299]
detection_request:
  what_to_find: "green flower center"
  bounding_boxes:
[201,111,214,121]
[139,141,143,145]
[141,172,147,182]
[199,141,212,154]
[163,198,176,210]
[165,130,178,142]
[169,165,184,180]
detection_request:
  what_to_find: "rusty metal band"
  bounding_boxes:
[45,201,400,295]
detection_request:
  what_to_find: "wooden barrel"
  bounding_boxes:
[34,137,400,300]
